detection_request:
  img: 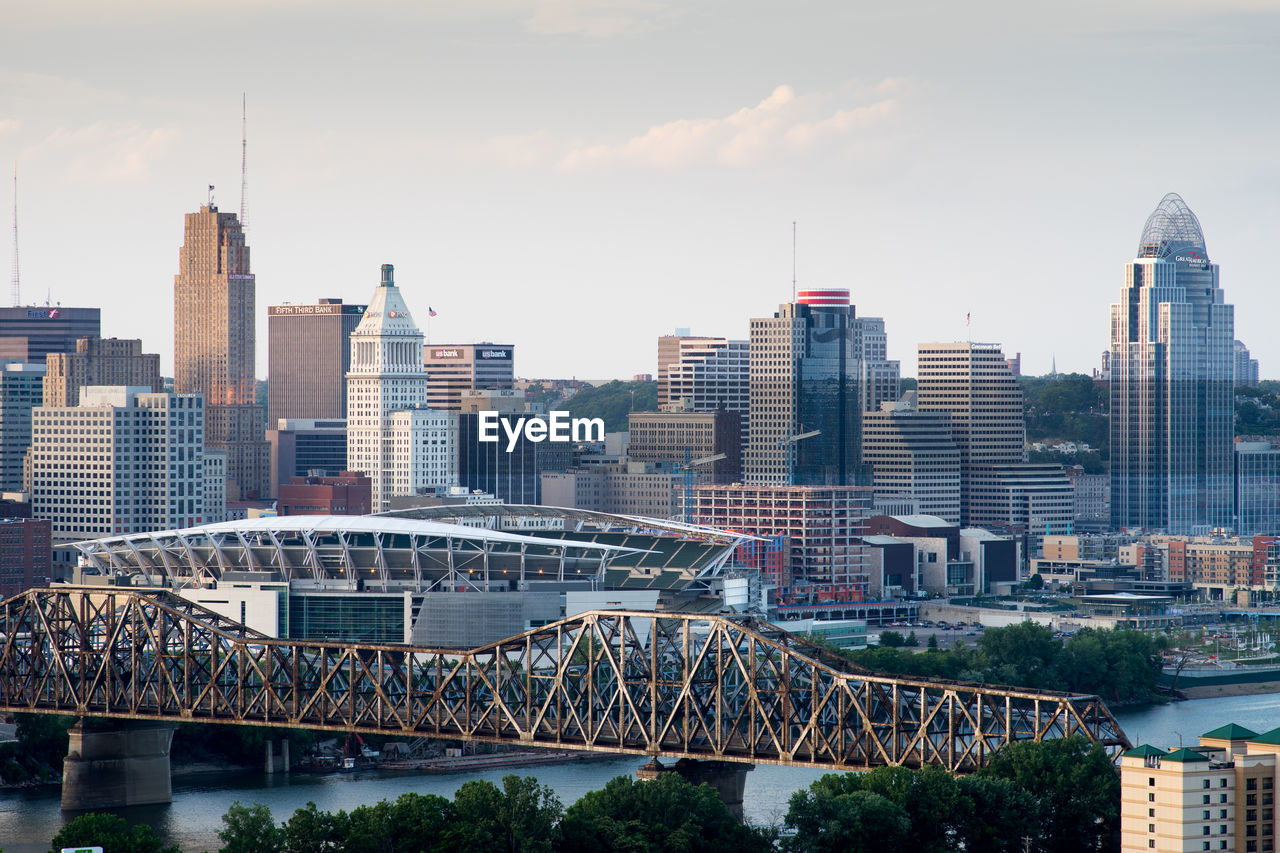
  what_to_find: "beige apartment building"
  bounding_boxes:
[1121,723,1280,852]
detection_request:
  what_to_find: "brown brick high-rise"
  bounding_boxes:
[173,205,269,500]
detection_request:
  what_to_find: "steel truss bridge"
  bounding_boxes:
[0,588,1130,771]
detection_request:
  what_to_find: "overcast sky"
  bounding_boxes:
[2,0,1278,380]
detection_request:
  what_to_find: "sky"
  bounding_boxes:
[1,0,1278,381]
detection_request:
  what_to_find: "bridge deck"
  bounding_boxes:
[0,588,1129,771]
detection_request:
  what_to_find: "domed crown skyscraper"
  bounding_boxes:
[346,264,429,512]
[1110,193,1234,532]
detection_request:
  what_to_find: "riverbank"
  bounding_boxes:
[1177,679,1280,700]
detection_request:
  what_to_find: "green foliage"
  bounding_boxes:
[50,813,180,853]
[979,736,1119,852]
[877,630,906,648]
[905,630,919,647]
[927,633,939,650]
[558,772,772,853]
[783,785,910,853]
[1025,572,1045,590]
[951,776,1039,853]
[281,802,347,853]
[0,712,75,784]
[448,774,562,853]
[1019,373,1109,454]
[171,723,317,767]
[561,380,657,433]
[843,622,1164,702]
[343,793,455,853]
[1235,384,1280,436]
[218,802,285,853]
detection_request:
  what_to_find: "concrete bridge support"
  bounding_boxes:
[264,738,290,774]
[61,719,175,811]
[636,757,755,821]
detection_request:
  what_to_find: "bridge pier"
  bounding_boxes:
[264,738,290,774]
[61,719,175,811]
[636,757,754,821]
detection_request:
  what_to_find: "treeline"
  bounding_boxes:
[1018,373,1109,455]
[1236,383,1280,436]
[52,737,1119,853]
[785,737,1118,853]
[53,771,773,853]
[843,621,1165,705]
[560,379,657,433]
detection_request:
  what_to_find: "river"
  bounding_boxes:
[0,694,1274,852]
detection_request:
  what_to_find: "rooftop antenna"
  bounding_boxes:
[208,184,215,207]
[791,221,797,302]
[10,162,18,308]
[239,93,249,233]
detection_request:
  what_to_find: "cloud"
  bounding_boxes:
[31,122,179,185]
[553,83,902,172]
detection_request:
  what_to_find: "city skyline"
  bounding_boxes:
[1,2,1277,381]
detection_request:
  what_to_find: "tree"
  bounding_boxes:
[905,630,919,647]
[977,621,1060,689]
[878,630,906,648]
[281,802,347,853]
[558,772,772,853]
[218,802,285,853]
[979,736,1119,852]
[926,633,939,650]
[783,785,911,853]
[1025,573,1044,590]
[448,774,562,853]
[952,776,1040,853]
[50,813,180,853]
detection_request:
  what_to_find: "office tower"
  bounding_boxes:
[267,299,366,425]
[861,403,961,523]
[43,338,161,407]
[424,343,514,411]
[267,419,348,498]
[745,289,862,486]
[626,411,742,484]
[346,264,430,512]
[852,317,900,413]
[457,412,573,505]
[0,362,45,492]
[917,342,1026,523]
[1234,441,1280,536]
[204,449,226,524]
[173,205,269,500]
[0,306,100,363]
[1234,340,1260,387]
[389,409,459,497]
[1110,193,1234,533]
[657,336,749,452]
[31,387,204,542]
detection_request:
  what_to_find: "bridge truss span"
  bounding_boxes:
[0,588,1129,771]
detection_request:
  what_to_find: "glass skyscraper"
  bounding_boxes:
[1110,193,1234,533]
[745,289,863,486]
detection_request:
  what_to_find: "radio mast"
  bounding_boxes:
[239,93,249,233]
[10,163,18,308]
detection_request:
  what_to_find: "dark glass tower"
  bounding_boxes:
[1110,193,1234,532]
[745,290,864,486]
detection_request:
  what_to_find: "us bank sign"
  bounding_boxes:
[478,411,605,452]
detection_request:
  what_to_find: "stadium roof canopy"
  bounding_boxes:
[72,510,749,593]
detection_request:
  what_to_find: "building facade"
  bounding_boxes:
[0,306,100,364]
[1234,340,1260,388]
[853,316,901,413]
[861,403,961,523]
[267,300,366,426]
[346,265,430,513]
[424,343,514,412]
[1236,441,1280,536]
[389,409,459,498]
[626,410,742,484]
[746,290,863,486]
[173,205,269,500]
[1120,723,1280,853]
[1111,193,1234,533]
[916,341,1027,525]
[43,337,161,408]
[0,517,51,598]
[278,472,373,516]
[31,387,204,542]
[267,419,348,498]
[0,362,44,492]
[688,483,872,600]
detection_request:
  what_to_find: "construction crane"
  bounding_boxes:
[679,449,727,523]
[778,428,821,486]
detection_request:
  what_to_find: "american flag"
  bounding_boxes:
[428,307,438,317]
